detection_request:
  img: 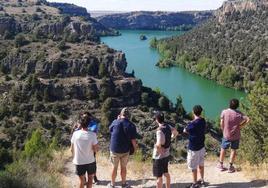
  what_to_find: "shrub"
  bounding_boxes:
[158,96,170,110]
[175,95,186,117]
[57,40,66,51]
[36,7,42,12]
[98,63,108,77]
[14,34,28,47]
[240,82,268,164]
[31,13,40,21]
[23,129,46,159]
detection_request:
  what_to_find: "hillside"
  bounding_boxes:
[96,11,213,31]
[154,0,268,90]
[0,0,193,173]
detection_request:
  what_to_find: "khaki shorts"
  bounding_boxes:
[110,152,129,168]
[187,147,205,170]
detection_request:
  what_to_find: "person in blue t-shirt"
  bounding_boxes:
[108,107,138,188]
[184,105,206,188]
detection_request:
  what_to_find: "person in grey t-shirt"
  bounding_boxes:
[152,111,178,188]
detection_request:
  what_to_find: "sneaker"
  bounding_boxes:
[94,176,100,185]
[122,183,130,188]
[186,183,200,188]
[94,180,100,185]
[228,165,235,173]
[197,179,207,187]
[217,162,227,171]
[107,183,115,188]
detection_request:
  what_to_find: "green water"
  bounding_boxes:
[101,30,246,119]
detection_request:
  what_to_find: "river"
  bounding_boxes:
[101,30,246,119]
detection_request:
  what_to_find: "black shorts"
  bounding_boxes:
[75,162,96,176]
[153,157,169,177]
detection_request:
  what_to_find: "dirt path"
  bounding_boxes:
[62,154,268,188]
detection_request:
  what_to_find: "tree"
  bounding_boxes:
[23,129,46,159]
[158,96,170,110]
[175,95,186,117]
[98,63,108,77]
[150,37,158,48]
[240,82,268,164]
[100,98,113,134]
[141,92,149,105]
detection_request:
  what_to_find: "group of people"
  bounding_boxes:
[70,98,250,188]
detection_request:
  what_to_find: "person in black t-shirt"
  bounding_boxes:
[184,105,206,188]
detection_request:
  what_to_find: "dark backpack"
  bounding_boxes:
[160,124,172,149]
[120,119,135,155]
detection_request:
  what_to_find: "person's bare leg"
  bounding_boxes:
[198,166,204,181]
[78,175,85,188]
[192,169,198,184]
[121,166,127,185]
[87,174,93,188]
[230,149,237,164]
[219,148,225,163]
[156,177,163,188]
[164,173,170,188]
[111,165,118,186]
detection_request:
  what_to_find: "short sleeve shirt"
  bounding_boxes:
[152,124,171,159]
[71,130,98,165]
[221,108,246,141]
[186,118,206,151]
[109,118,136,153]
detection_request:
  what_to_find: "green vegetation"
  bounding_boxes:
[153,7,268,90]
[0,129,61,188]
[240,82,268,164]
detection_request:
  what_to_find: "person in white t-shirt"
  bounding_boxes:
[71,113,98,188]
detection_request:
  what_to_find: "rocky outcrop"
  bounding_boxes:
[49,2,89,16]
[217,0,268,23]
[96,11,213,30]
[0,17,20,36]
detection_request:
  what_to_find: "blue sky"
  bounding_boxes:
[47,0,225,11]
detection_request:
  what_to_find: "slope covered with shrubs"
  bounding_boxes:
[153,0,268,90]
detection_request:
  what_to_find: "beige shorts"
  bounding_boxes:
[110,152,129,168]
[187,147,205,170]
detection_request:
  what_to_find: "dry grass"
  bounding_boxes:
[239,162,268,181]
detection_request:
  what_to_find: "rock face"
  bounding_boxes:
[0,17,20,36]
[49,2,89,16]
[96,11,213,30]
[217,0,268,23]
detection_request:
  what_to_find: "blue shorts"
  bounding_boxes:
[221,138,240,150]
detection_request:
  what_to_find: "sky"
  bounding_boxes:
[47,0,225,12]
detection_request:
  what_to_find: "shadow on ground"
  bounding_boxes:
[139,179,268,188]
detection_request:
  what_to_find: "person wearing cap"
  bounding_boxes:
[184,105,206,188]
[153,111,178,188]
[108,107,138,188]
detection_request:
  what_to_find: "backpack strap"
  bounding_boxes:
[160,124,172,149]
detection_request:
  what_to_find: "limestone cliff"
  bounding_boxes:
[96,11,213,31]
